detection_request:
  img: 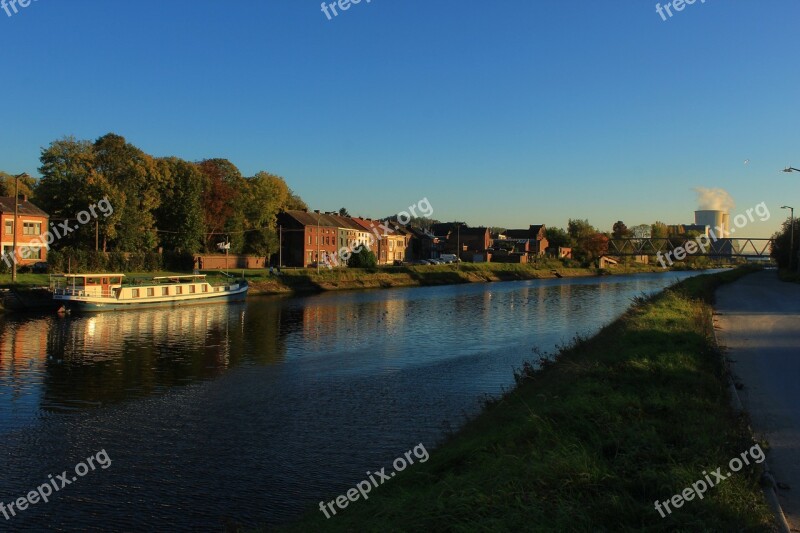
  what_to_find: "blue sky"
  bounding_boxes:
[1,0,799,237]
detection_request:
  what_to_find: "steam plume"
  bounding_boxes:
[693,187,735,212]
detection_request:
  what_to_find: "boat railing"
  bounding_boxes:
[52,287,118,298]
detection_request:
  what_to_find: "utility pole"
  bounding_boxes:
[10,173,26,282]
[279,225,282,268]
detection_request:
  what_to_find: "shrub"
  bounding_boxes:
[347,248,378,268]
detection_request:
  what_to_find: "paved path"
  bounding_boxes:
[715,270,800,530]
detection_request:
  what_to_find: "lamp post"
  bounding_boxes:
[316,213,322,273]
[782,206,795,271]
[10,173,28,283]
[782,167,800,174]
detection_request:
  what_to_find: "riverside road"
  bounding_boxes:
[715,270,800,529]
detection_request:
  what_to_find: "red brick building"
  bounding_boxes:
[0,195,49,265]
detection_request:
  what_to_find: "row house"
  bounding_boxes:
[0,195,50,265]
[277,210,410,267]
[350,218,408,265]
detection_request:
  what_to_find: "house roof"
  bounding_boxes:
[0,197,49,217]
[504,225,547,240]
[459,227,489,237]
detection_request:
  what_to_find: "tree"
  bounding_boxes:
[0,171,36,197]
[241,171,291,256]
[631,224,651,240]
[154,157,204,253]
[567,219,595,240]
[338,207,351,217]
[612,221,631,240]
[37,137,119,250]
[347,247,377,268]
[197,159,242,252]
[651,221,669,239]
[771,219,799,270]
[545,227,572,249]
[94,133,161,251]
[584,233,610,261]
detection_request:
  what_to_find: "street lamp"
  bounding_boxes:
[10,173,28,283]
[783,167,800,174]
[782,206,795,271]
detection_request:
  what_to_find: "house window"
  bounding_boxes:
[147,288,155,297]
[162,287,169,296]
[26,248,42,260]
[132,289,140,298]
[308,235,311,245]
[4,220,12,235]
[23,222,41,235]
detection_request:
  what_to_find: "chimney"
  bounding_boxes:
[313,209,320,214]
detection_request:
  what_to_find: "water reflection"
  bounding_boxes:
[0,301,291,429]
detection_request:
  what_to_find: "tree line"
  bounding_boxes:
[8,133,307,260]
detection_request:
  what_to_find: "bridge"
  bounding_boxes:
[607,238,774,258]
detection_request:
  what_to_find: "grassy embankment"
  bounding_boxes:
[0,262,665,294]
[278,267,774,532]
[240,261,687,295]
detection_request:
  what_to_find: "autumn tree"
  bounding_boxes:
[612,221,631,239]
[197,159,242,252]
[0,171,37,197]
[94,133,161,251]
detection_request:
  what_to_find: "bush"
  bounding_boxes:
[347,248,378,268]
[164,251,195,271]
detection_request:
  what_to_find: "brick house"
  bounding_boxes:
[0,195,49,265]
[501,225,549,258]
[277,210,341,267]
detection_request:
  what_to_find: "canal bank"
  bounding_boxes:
[0,263,705,312]
[244,262,702,296]
[280,267,776,531]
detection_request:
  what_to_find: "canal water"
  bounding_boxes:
[0,271,710,530]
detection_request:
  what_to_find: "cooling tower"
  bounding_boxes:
[722,213,730,238]
[695,210,726,238]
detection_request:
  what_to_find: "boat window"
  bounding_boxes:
[189,285,196,294]
[162,287,169,296]
[132,289,140,298]
[202,285,208,293]
[147,288,155,297]
[102,278,108,284]
[176,286,182,295]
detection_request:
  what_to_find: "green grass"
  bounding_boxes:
[275,266,774,532]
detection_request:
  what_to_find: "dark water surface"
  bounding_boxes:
[0,271,710,531]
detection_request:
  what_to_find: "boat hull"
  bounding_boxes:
[57,284,248,313]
